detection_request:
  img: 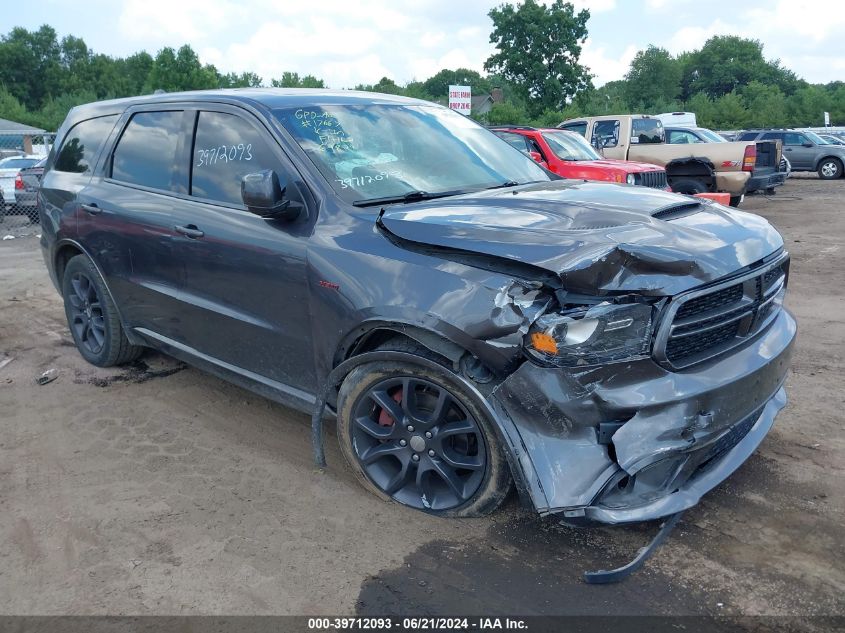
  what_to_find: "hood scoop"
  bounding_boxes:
[651,200,703,221]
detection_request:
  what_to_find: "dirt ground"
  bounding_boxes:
[0,176,843,624]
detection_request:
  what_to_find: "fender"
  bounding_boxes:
[310,350,545,512]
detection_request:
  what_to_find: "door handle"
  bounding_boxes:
[175,224,204,239]
[81,203,102,215]
[784,148,793,151]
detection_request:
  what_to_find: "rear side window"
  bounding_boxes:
[493,131,530,153]
[54,115,119,174]
[737,132,759,141]
[560,122,587,137]
[190,111,279,206]
[632,118,664,144]
[112,111,185,192]
[761,132,784,141]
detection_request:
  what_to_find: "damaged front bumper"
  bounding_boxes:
[489,307,796,524]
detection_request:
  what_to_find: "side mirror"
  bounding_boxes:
[241,169,302,221]
[802,142,814,148]
[528,150,544,164]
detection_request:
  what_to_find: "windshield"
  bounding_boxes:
[0,157,39,170]
[274,104,549,204]
[697,128,727,143]
[805,131,829,145]
[541,130,601,161]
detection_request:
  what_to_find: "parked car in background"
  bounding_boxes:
[490,126,669,189]
[664,126,728,144]
[655,112,698,128]
[780,154,792,179]
[14,156,47,216]
[818,133,845,146]
[559,115,784,205]
[737,129,845,179]
[39,89,795,524]
[0,155,42,209]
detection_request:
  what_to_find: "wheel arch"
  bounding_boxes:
[815,154,844,170]
[52,238,144,346]
[665,157,716,191]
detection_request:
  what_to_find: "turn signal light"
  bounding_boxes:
[742,145,756,172]
[529,331,558,355]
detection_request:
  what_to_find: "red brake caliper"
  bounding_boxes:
[377,388,403,426]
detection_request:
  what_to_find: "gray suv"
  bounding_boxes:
[738,129,845,179]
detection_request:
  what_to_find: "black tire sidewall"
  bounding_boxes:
[62,255,124,367]
[670,178,708,195]
[336,360,512,518]
[818,158,843,180]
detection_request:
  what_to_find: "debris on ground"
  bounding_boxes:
[36,368,59,385]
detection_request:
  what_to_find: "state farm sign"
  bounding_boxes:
[448,85,471,115]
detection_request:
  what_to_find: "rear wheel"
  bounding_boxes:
[818,157,842,180]
[670,178,708,195]
[62,255,143,367]
[729,195,743,207]
[336,357,511,517]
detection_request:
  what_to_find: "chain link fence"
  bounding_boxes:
[1,132,55,235]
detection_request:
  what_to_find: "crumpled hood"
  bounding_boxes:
[378,180,783,295]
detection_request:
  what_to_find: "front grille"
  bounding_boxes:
[655,256,789,368]
[636,170,668,189]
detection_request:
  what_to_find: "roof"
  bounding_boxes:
[0,117,46,134]
[68,88,431,117]
[471,95,493,108]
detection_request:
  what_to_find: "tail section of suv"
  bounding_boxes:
[737,129,845,179]
[39,90,795,524]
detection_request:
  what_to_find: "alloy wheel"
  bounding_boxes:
[67,272,106,355]
[351,376,486,511]
[821,160,839,178]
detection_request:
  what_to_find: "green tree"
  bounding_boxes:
[681,36,798,100]
[484,0,591,117]
[271,72,325,88]
[0,87,32,125]
[741,81,788,128]
[220,71,263,88]
[487,101,529,125]
[624,46,681,110]
[144,45,218,93]
[422,68,492,99]
[0,25,63,110]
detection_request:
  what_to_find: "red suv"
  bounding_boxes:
[490,126,669,190]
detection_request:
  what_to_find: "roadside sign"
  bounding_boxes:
[824,111,830,126]
[449,85,472,115]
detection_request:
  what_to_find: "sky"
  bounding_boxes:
[7,0,845,88]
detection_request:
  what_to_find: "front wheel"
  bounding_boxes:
[336,359,512,517]
[818,158,843,180]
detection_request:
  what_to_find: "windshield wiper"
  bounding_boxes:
[484,180,520,190]
[352,189,461,207]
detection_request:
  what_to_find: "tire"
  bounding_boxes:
[336,352,512,517]
[62,255,143,367]
[729,195,743,207]
[670,178,708,195]
[818,157,843,180]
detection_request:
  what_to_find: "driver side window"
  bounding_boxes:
[592,120,620,148]
[191,111,280,206]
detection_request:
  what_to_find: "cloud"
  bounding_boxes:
[582,40,638,86]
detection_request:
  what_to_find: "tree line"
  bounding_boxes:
[1,1,842,133]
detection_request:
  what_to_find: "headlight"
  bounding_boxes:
[626,173,637,185]
[525,302,655,366]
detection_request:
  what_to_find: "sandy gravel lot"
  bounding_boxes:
[0,176,842,625]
